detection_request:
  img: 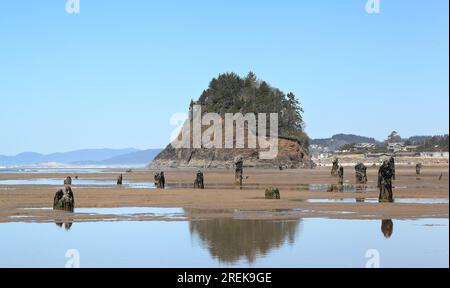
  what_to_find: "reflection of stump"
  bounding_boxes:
[331,158,339,177]
[53,187,75,212]
[378,161,394,203]
[265,187,281,199]
[194,171,204,189]
[327,184,343,193]
[117,174,123,185]
[381,219,394,238]
[154,172,165,189]
[234,157,243,189]
[55,220,73,231]
[64,176,72,186]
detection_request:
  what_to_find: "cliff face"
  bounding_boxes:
[150,136,315,169]
[149,72,314,169]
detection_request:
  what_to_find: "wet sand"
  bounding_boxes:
[0,166,448,222]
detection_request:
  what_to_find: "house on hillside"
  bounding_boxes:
[387,142,406,153]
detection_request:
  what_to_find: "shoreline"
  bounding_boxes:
[0,166,448,222]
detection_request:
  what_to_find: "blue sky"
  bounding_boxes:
[0,0,448,155]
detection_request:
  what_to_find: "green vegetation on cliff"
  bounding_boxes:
[192,72,309,148]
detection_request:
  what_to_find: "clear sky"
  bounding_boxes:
[0,0,448,155]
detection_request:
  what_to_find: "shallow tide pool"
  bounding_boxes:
[0,218,447,268]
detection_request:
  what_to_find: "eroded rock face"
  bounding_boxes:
[149,136,315,169]
[194,171,204,189]
[154,172,165,189]
[53,187,75,212]
[265,187,280,199]
[378,160,394,203]
[64,176,72,186]
[355,163,368,184]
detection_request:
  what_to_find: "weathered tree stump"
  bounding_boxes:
[378,160,394,203]
[117,174,123,185]
[265,187,281,199]
[416,163,422,179]
[64,176,72,186]
[53,186,75,212]
[338,166,344,186]
[234,156,244,189]
[331,158,339,177]
[194,170,204,189]
[154,172,165,189]
[355,163,367,184]
[389,156,396,180]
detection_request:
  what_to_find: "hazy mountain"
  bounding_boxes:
[73,149,162,166]
[0,148,139,166]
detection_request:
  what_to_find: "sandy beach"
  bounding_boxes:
[0,166,448,222]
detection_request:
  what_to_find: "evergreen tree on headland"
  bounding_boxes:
[196,72,309,148]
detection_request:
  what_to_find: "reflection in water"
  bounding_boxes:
[55,219,73,231]
[189,217,301,264]
[0,218,447,267]
[381,219,394,238]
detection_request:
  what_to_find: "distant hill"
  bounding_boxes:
[416,135,449,152]
[311,134,381,152]
[0,148,141,166]
[73,149,162,166]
